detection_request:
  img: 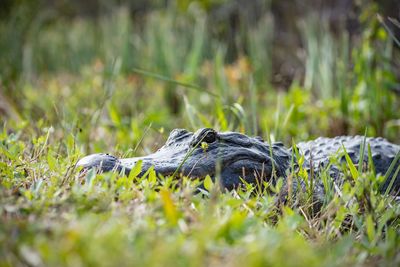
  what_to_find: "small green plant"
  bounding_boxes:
[1,2,399,266]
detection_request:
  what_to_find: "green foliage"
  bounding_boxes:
[1,2,400,267]
[1,126,400,266]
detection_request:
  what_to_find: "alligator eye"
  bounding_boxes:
[191,128,218,147]
[202,130,217,143]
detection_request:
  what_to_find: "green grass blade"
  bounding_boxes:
[342,144,359,180]
[128,160,143,181]
[384,164,400,196]
[383,150,400,195]
[378,15,400,48]
[358,129,367,174]
[367,143,376,175]
[132,68,219,97]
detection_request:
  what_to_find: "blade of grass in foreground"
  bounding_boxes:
[358,130,367,174]
[367,143,376,176]
[378,15,400,48]
[131,68,220,97]
[342,145,359,180]
[383,150,400,196]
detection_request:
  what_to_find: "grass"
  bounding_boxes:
[1,125,400,266]
[1,2,400,267]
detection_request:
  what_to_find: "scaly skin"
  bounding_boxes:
[296,136,400,195]
[77,128,400,195]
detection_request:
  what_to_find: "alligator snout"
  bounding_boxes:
[77,153,124,173]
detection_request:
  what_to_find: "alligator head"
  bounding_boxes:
[77,128,292,189]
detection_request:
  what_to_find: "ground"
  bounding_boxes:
[1,1,400,266]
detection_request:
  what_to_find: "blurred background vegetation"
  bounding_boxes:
[0,0,399,153]
[1,2,400,267]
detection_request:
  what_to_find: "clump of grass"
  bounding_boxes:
[1,120,400,267]
[1,2,400,267]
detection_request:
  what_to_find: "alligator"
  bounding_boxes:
[77,128,400,199]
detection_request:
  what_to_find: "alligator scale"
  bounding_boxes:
[78,128,400,196]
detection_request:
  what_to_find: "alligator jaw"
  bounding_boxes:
[76,151,275,191]
[76,153,187,178]
[76,153,123,173]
